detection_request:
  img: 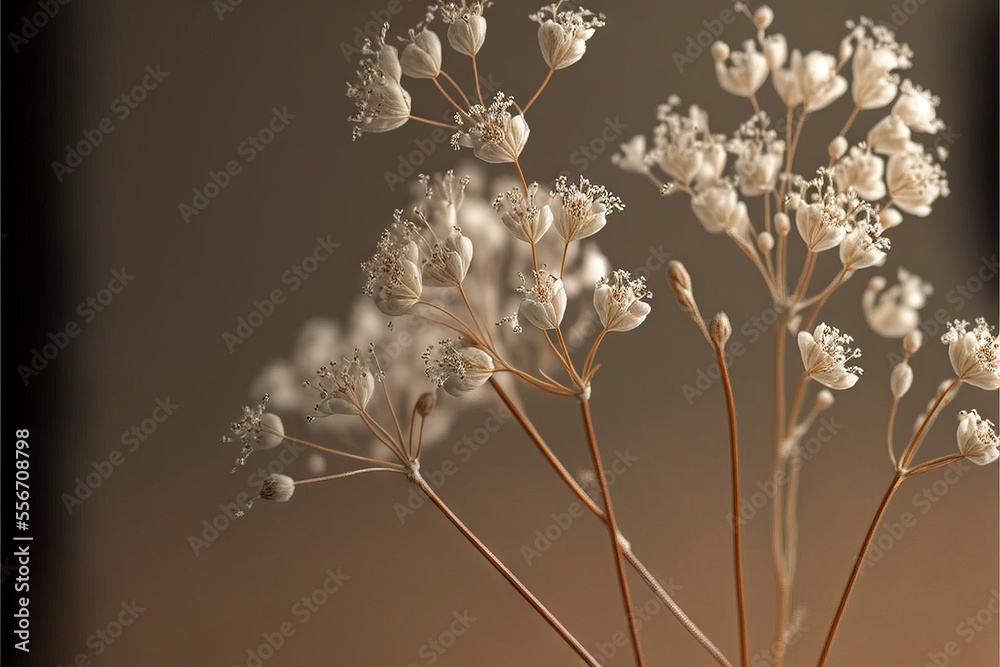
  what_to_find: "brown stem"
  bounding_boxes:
[488,378,733,667]
[899,377,962,470]
[816,473,905,667]
[471,53,484,105]
[712,339,750,667]
[838,104,861,139]
[414,475,602,666]
[772,315,790,667]
[580,399,646,667]
[523,66,555,113]
[408,115,460,130]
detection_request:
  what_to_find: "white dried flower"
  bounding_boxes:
[866,115,912,155]
[436,1,490,56]
[420,226,474,286]
[594,270,652,332]
[517,270,567,330]
[347,25,412,139]
[423,340,495,396]
[942,318,1000,391]
[649,101,723,187]
[893,80,945,134]
[362,216,423,315]
[400,28,443,79]
[727,112,784,196]
[792,171,852,252]
[260,474,296,502]
[305,350,377,416]
[956,410,999,465]
[839,215,890,270]
[862,269,932,338]
[886,145,949,217]
[715,40,769,98]
[833,146,886,201]
[762,33,787,70]
[551,175,624,242]
[452,92,529,164]
[493,182,553,243]
[530,2,605,70]
[691,181,751,236]
[798,323,863,390]
[848,18,911,110]
[612,135,650,174]
[773,49,847,110]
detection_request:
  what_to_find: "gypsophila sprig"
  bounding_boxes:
[942,318,1000,391]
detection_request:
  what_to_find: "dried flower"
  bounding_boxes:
[690,181,751,236]
[833,146,886,201]
[518,270,567,330]
[551,175,624,242]
[792,171,851,251]
[727,112,784,196]
[612,135,650,175]
[942,318,1000,391]
[710,312,733,345]
[436,1,489,56]
[306,351,377,416]
[862,269,932,338]
[347,24,412,139]
[421,226,474,286]
[892,80,945,134]
[452,92,529,163]
[530,2,605,70]
[415,391,437,416]
[866,114,912,155]
[886,145,949,217]
[839,215,890,270]
[493,182,553,243]
[423,340,495,396]
[594,270,652,332]
[956,410,999,465]
[773,49,847,110]
[401,28,443,79]
[223,395,285,468]
[260,474,296,502]
[847,18,911,110]
[797,323,863,390]
[714,40,769,99]
[647,100,723,187]
[890,361,913,398]
[362,216,423,315]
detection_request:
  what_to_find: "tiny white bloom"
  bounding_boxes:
[421,227,474,286]
[727,112,784,196]
[306,351,377,416]
[797,323,863,390]
[714,40,769,98]
[774,50,847,110]
[942,318,1000,391]
[839,215,890,270]
[886,145,949,217]
[452,92,529,164]
[893,80,945,134]
[691,181,751,236]
[493,182,553,243]
[833,146,886,201]
[866,115,912,155]
[956,410,999,465]
[362,216,423,315]
[848,19,911,110]
[423,339,495,396]
[347,26,412,139]
[551,175,624,242]
[223,394,285,468]
[437,1,489,56]
[260,474,296,502]
[594,270,652,332]
[612,135,650,175]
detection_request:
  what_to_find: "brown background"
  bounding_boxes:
[28,0,999,665]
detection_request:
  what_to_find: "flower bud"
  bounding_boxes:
[258,413,285,450]
[757,231,775,253]
[890,361,913,398]
[828,136,848,161]
[774,212,790,236]
[815,389,835,410]
[903,330,923,355]
[667,260,692,292]
[260,474,295,502]
[880,207,902,229]
[753,6,774,30]
[711,41,730,62]
[415,392,436,417]
[710,313,732,345]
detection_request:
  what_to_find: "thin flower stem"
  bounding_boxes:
[838,104,862,139]
[413,475,602,666]
[359,411,407,461]
[795,268,851,313]
[261,428,405,470]
[908,454,968,477]
[471,53,484,105]
[790,251,816,304]
[372,354,407,451]
[408,403,419,460]
[816,473,905,667]
[712,339,750,667]
[433,77,470,117]
[523,66,555,113]
[730,233,781,301]
[772,315,790,667]
[749,92,761,114]
[439,70,472,108]
[294,467,405,485]
[797,270,853,334]
[555,326,585,389]
[414,414,427,460]
[580,400,646,667]
[583,328,609,379]
[408,114,459,130]
[457,282,492,347]
[886,396,901,468]
[559,241,570,278]
[899,377,962,470]
[513,157,531,200]
[488,378,734,667]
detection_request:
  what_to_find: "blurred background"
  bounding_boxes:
[6,0,998,665]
